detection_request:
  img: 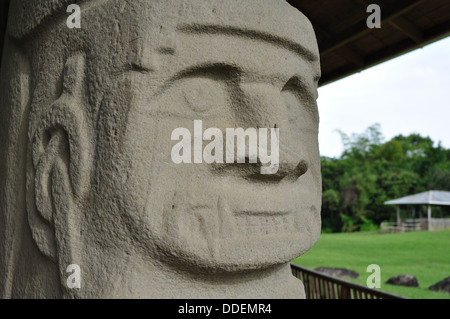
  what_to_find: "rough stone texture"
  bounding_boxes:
[0,0,321,298]
[428,277,450,294]
[386,275,419,287]
[315,267,360,280]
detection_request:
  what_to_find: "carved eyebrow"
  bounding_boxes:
[177,24,318,62]
[282,76,319,115]
[153,63,241,97]
[172,63,241,81]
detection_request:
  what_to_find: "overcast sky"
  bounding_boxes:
[317,35,450,158]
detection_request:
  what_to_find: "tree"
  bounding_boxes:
[320,124,449,232]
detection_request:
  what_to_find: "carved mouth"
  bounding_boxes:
[233,211,294,237]
[157,189,318,271]
[161,181,311,242]
[216,192,296,239]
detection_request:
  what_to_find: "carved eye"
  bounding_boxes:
[281,77,319,125]
[151,75,231,119]
[148,64,241,118]
[182,77,225,113]
[281,89,299,114]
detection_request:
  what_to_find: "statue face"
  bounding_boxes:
[2,0,320,298]
[93,7,321,273]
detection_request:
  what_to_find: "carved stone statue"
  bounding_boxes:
[0,0,321,298]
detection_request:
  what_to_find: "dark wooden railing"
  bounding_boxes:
[290,263,407,299]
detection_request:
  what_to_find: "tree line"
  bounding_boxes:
[320,124,450,233]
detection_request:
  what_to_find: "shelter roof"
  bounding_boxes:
[385,190,450,206]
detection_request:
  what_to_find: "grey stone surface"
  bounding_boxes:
[0,0,321,298]
[386,275,419,287]
[429,276,450,294]
[315,267,360,279]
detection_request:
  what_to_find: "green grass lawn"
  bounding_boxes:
[291,229,450,299]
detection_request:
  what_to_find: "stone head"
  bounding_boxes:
[0,0,321,298]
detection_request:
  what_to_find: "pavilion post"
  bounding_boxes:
[427,205,432,231]
[396,206,401,226]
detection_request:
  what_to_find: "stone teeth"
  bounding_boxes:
[234,213,295,237]
[217,196,235,239]
[162,201,183,245]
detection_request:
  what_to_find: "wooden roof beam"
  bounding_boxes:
[321,0,427,56]
[389,16,424,44]
[338,45,365,68]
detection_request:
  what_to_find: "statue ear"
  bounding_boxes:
[27,54,92,296]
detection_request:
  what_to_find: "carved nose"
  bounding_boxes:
[228,157,307,183]
[276,156,308,181]
[233,83,307,182]
[211,150,308,183]
[237,83,288,129]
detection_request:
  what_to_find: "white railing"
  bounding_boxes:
[380,221,400,233]
[429,218,450,230]
[381,218,450,232]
